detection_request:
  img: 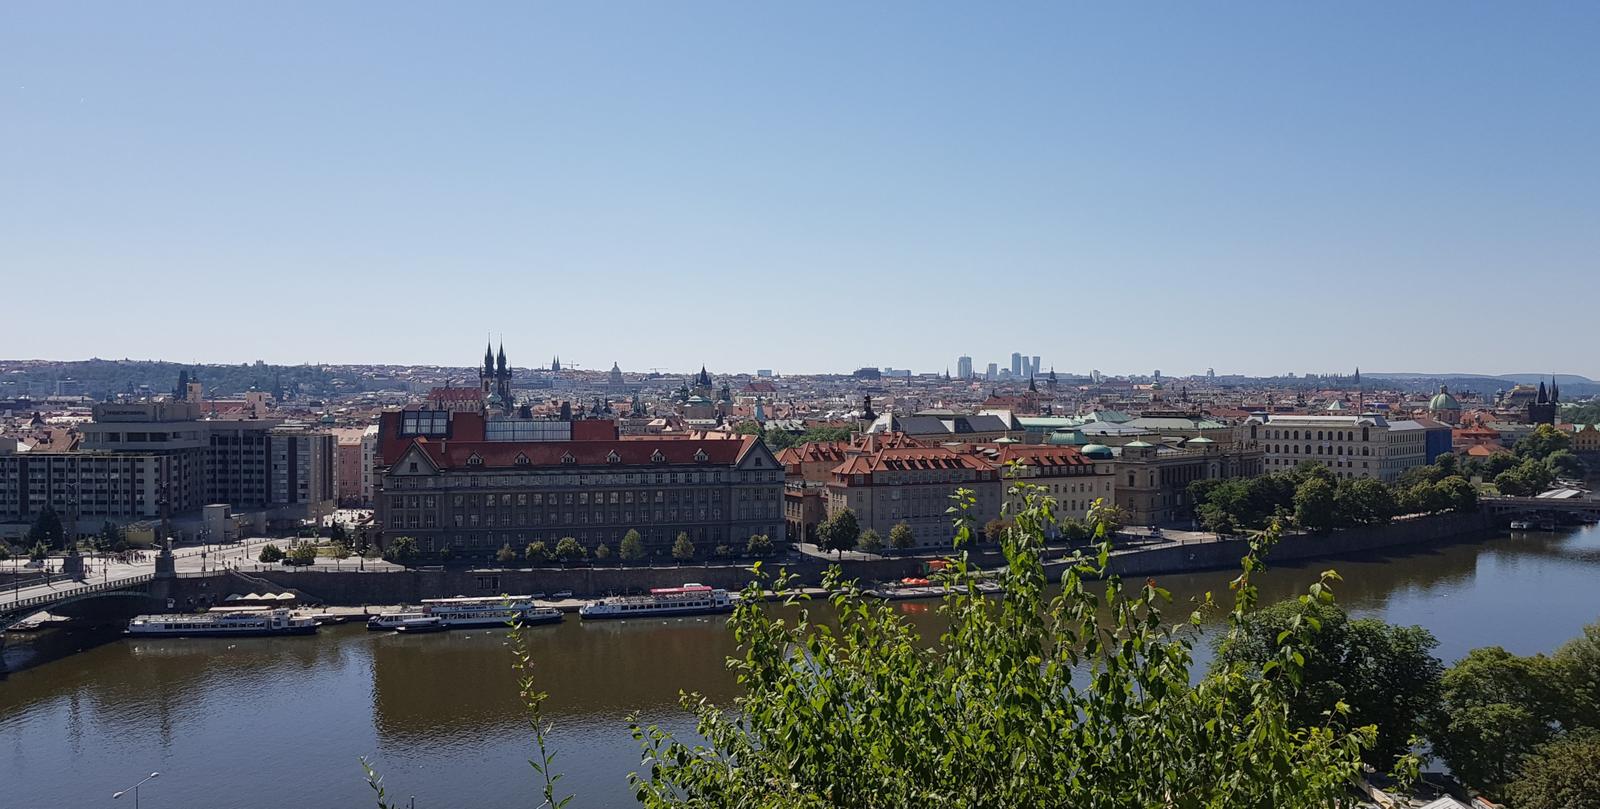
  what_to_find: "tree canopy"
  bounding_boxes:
[1215,598,1443,769]
[627,492,1378,807]
[619,529,646,561]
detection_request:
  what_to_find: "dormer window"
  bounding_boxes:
[466,453,483,466]
[514,453,530,466]
[694,449,708,463]
[560,451,576,465]
[607,451,621,464]
[651,449,666,463]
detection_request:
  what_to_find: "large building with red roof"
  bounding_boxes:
[375,408,784,560]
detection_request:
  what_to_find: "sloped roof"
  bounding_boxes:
[401,435,759,470]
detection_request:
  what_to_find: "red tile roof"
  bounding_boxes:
[403,435,761,470]
[831,446,994,477]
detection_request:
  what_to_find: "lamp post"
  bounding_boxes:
[112,771,160,809]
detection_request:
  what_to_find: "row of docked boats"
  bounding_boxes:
[124,584,735,638]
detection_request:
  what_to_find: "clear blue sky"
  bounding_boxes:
[3,3,1596,378]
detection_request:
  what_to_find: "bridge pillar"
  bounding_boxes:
[60,552,85,581]
[150,542,178,608]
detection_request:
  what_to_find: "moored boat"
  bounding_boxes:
[368,597,563,631]
[579,584,733,620]
[367,611,431,631]
[392,616,446,634]
[127,608,318,638]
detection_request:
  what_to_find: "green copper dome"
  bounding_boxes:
[1429,385,1461,411]
[1079,444,1114,460]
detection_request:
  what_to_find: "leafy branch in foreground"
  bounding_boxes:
[628,485,1380,808]
[510,608,574,809]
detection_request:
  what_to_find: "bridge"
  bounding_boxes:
[1,574,157,633]
[1481,495,1600,519]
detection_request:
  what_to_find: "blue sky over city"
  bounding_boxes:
[2,3,1596,376]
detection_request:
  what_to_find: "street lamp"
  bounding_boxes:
[112,771,160,809]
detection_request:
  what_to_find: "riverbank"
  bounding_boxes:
[207,512,1498,607]
[6,523,1597,809]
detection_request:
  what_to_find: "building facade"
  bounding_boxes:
[1108,440,1265,526]
[1240,414,1429,484]
[376,411,784,560]
[824,445,1001,548]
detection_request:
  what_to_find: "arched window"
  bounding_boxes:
[1305,444,1312,455]
[1362,427,1370,441]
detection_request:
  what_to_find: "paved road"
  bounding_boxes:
[0,538,397,612]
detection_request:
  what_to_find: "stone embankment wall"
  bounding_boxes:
[1083,511,1494,580]
[219,512,1495,606]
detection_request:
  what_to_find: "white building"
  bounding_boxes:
[1239,414,1428,483]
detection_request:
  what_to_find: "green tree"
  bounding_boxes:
[1293,477,1338,532]
[1545,449,1586,480]
[258,543,286,563]
[733,421,762,436]
[29,541,48,562]
[329,521,349,543]
[0,544,9,563]
[619,530,646,562]
[745,533,774,558]
[287,541,318,565]
[1216,598,1443,769]
[889,521,915,550]
[593,543,612,563]
[496,543,519,564]
[1495,458,1555,497]
[1508,730,1600,809]
[820,509,859,557]
[94,520,125,553]
[1435,475,1478,513]
[1431,646,1563,795]
[760,428,798,450]
[1551,619,1600,731]
[26,506,65,550]
[714,544,733,559]
[627,493,1377,807]
[1334,478,1397,525]
[671,533,695,562]
[382,536,419,566]
[555,536,586,563]
[856,528,884,554]
[438,545,454,563]
[1515,423,1571,459]
[525,541,551,563]
[331,540,352,560]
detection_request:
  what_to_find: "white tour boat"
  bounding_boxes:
[369,597,563,631]
[127,608,318,638]
[366,611,432,631]
[579,584,734,620]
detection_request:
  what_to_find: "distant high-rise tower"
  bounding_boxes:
[986,362,999,381]
[1031,356,1041,378]
[1011,353,1023,376]
[956,355,973,380]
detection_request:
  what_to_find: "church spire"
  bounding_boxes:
[484,341,495,377]
[496,341,507,375]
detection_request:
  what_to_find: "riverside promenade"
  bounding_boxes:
[2,511,1497,619]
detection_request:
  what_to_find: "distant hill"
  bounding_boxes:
[1363,373,1595,385]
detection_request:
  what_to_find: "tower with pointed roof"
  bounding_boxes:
[1528,376,1558,425]
[479,341,514,415]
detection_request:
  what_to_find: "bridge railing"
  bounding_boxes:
[0,574,155,613]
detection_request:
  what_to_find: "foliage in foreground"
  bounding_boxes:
[628,489,1380,808]
[1215,598,1442,771]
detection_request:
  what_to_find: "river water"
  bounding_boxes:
[5,525,1600,808]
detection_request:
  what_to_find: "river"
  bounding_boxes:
[5,525,1600,808]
